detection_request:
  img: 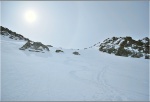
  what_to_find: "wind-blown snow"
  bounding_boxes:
[1,36,149,101]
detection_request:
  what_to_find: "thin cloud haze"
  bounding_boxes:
[1,1,149,49]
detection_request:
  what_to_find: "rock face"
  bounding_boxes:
[55,50,63,53]
[73,51,80,55]
[99,36,150,59]
[20,41,49,52]
[0,26,49,53]
[1,26,30,41]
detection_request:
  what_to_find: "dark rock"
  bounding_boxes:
[115,48,132,57]
[20,41,49,52]
[21,41,32,49]
[131,53,143,58]
[145,55,150,59]
[1,26,31,41]
[73,51,80,55]
[19,48,25,50]
[35,50,40,52]
[29,50,35,52]
[55,50,63,53]
[99,36,149,59]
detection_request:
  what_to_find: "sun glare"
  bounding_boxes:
[24,10,37,23]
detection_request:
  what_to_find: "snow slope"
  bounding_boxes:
[1,36,149,101]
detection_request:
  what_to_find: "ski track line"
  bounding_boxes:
[64,57,129,101]
[94,66,129,101]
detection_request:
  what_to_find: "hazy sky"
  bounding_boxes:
[1,1,149,49]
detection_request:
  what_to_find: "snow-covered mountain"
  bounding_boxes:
[1,26,149,59]
[99,36,150,59]
[1,26,50,53]
[0,26,149,101]
[1,26,30,41]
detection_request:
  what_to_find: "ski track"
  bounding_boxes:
[64,57,130,101]
[93,66,129,101]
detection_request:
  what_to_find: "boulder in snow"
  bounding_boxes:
[73,51,80,55]
[19,41,49,52]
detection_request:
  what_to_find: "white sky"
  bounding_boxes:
[1,1,149,49]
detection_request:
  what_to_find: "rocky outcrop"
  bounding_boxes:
[99,36,149,59]
[73,51,80,55]
[145,54,150,59]
[55,50,63,53]
[1,26,30,41]
[19,41,49,52]
[0,26,50,53]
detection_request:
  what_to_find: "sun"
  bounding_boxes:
[24,10,37,23]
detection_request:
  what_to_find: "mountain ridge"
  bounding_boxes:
[1,26,149,59]
[1,26,30,41]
